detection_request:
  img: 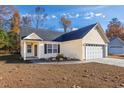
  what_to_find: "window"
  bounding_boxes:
[44,44,59,54]
[27,45,32,53]
[53,44,58,53]
[47,44,52,53]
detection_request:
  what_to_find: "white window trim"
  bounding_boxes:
[27,45,32,53]
[53,44,58,53]
[47,44,52,53]
[46,44,58,54]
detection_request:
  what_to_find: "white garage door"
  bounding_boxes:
[86,44,104,60]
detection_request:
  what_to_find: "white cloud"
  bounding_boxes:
[88,12,94,17]
[51,15,57,19]
[95,13,102,16]
[68,14,74,18]
[46,16,50,19]
[84,12,95,19]
[75,14,80,18]
[62,13,67,16]
[84,16,92,19]
[102,15,106,18]
[46,15,57,20]
[56,28,64,31]
[22,13,31,17]
[72,27,79,30]
[84,12,106,19]
[95,13,106,18]
[56,27,79,31]
[61,13,80,19]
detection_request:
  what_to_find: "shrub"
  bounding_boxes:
[49,57,56,61]
[56,54,64,61]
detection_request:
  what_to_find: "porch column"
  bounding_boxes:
[105,44,108,57]
[38,42,40,59]
[23,41,26,60]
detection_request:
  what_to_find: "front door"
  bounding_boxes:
[34,45,37,56]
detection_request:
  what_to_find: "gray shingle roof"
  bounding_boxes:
[109,36,124,44]
[20,27,64,41]
[21,23,97,42]
[109,36,117,42]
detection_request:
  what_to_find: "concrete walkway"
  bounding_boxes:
[31,58,124,67]
[85,58,124,67]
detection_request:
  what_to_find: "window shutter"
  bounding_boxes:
[44,44,47,54]
[58,44,60,53]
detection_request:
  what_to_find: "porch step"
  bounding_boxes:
[26,56,38,60]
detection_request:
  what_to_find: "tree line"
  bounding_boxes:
[0,5,124,54]
[0,6,72,54]
[0,6,20,53]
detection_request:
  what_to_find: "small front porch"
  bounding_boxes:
[22,40,41,60]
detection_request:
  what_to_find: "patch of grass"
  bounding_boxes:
[0,54,31,64]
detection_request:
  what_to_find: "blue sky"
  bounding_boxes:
[15,5,124,32]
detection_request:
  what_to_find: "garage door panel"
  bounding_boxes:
[85,44,104,60]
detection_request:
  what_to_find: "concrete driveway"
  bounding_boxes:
[85,58,124,67]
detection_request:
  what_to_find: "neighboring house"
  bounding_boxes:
[20,23,109,60]
[109,37,124,55]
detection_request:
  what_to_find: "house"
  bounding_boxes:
[109,37,124,55]
[20,23,109,60]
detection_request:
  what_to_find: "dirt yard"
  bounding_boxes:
[108,54,124,59]
[0,55,124,88]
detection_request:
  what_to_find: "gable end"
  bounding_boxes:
[23,33,43,41]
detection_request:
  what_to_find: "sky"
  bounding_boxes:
[15,5,124,32]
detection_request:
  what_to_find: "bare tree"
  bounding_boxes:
[21,16,32,27]
[31,6,47,30]
[60,16,71,33]
[0,5,17,31]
